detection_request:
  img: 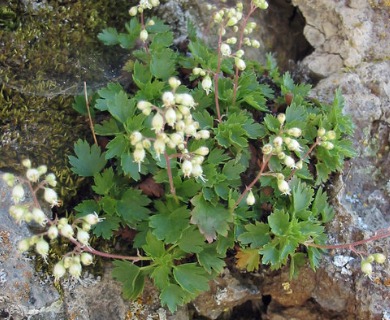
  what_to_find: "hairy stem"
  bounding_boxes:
[165,151,176,195]
[214,26,224,122]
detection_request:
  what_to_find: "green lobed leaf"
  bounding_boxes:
[107,91,136,123]
[105,135,128,159]
[160,284,189,313]
[68,139,107,177]
[236,248,260,272]
[98,27,120,45]
[190,194,233,243]
[112,260,144,300]
[133,61,152,89]
[150,48,177,81]
[264,114,281,133]
[93,215,121,239]
[173,263,210,294]
[238,222,271,248]
[121,153,141,181]
[292,179,314,214]
[95,82,124,111]
[149,206,190,244]
[92,168,115,195]
[196,244,225,274]
[178,226,206,253]
[143,231,166,258]
[94,119,122,136]
[116,189,151,226]
[222,160,246,181]
[74,200,99,218]
[268,209,290,236]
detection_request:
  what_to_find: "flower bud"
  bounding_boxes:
[326,130,336,140]
[44,188,58,206]
[18,239,30,253]
[162,91,175,107]
[194,147,209,156]
[220,43,232,56]
[133,148,146,169]
[35,238,49,259]
[2,173,15,187]
[150,0,160,7]
[152,112,164,133]
[129,6,138,16]
[317,127,326,137]
[277,179,291,195]
[296,160,303,170]
[130,131,143,145]
[77,228,90,246]
[287,127,302,138]
[37,165,47,175]
[9,205,26,223]
[276,173,285,181]
[32,207,48,226]
[226,37,237,44]
[372,253,386,264]
[235,58,246,71]
[251,39,261,48]
[191,164,204,179]
[165,108,177,127]
[12,184,25,203]
[184,124,197,137]
[227,17,238,27]
[45,173,57,187]
[63,256,72,269]
[57,217,69,229]
[192,67,202,75]
[287,139,302,152]
[82,222,91,231]
[235,50,245,58]
[284,156,296,169]
[191,156,204,165]
[83,213,100,225]
[47,225,59,240]
[80,253,94,266]
[69,261,82,279]
[53,261,66,281]
[361,260,373,276]
[322,141,334,150]
[140,29,148,42]
[179,93,196,108]
[22,159,31,168]
[262,144,273,155]
[277,113,286,125]
[168,77,181,90]
[202,76,212,95]
[197,130,210,140]
[182,160,193,178]
[137,100,152,111]
[273,136,283,148]
[153,138,166,159]
[277,152,286,160]
[26,168,40,182]
[246,190,255,205]
[60,224,74,238]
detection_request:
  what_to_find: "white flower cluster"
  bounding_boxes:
[4,162,101,280]
[317,127,337,150]
[128,0,160,43]
[134,77,210,181]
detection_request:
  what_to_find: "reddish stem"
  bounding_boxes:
[233,154,272,209]
[164,151,176,195]
[214,26,224,122]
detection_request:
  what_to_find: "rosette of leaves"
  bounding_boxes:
[70,16,355,312]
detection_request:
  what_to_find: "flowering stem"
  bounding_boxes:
[84,82,98,146]
[214,26,224,122]
[233,153,272,209]
[288,138,321,180]
[305,228,390,251]
[164,151,176,196]
[232,3,257,105]
[68,237,151,262]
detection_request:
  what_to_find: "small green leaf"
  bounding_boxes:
[260,242,280,266]
[143,231,166,258]
[105,135,128,159]
[151,262,172,290]
[117,189,151,226]
[93,216,121,239]
[121,153,141,181]
[238,222,271,248]
[112,260,144,300]
[222,160,246,180]
[107,91,136,123]
[92,168,115,195]
[68,139,107,177]
[190,195,233,243]
[149,206,190,244]
[173,263,210,294]
[94,119,121,136]
[268,209,290,236]
[197,244,225,274]
[160,284,188,313]
[178,226,205,253]
[150,31,174,49]
[133,61,152,89]
[98,27,120,45]
[292,179,314,214]
[264,114,280,133]
[150,48,177,80]
[74,200,99,217]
